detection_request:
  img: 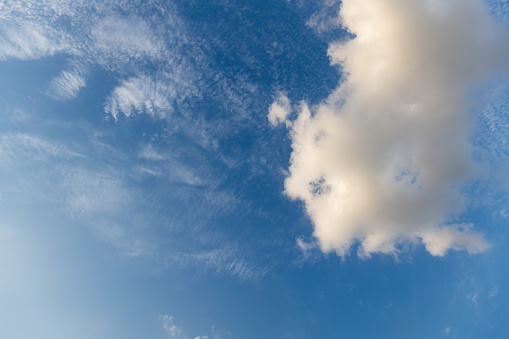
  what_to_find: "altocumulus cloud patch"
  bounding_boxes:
[271,0,509,257]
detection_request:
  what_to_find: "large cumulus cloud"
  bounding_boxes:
[272,0,509,257]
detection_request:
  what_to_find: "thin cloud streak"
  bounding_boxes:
[164,247,262,281]
[0,129,259,279]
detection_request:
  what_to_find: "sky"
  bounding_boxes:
[1,0,509,338]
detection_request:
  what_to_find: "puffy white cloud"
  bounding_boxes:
[273,0,509,257]
[268,92,291,126]
[420,224,489,257]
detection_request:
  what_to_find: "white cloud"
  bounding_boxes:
[91,16,164,61]
[489,285,499,298]
[104,73,197,120]
[159,315,212,339]
[0,129,250,272]
[420,224,489,257]
[0,133,80,164]
[160,315,182,338]
[47,63,87,100]
[477,84,509,162]
[165,247,261,281]
[273,0,509,257]
[0,22,68,60]
[306,0,342,34]
[62,168,132,218]
[168,164,205,186]
[138,144,166,161]
[136,165,164,177]
[296,236,316,253]
[105,76,174,120]
[136,144,209,185]
[268,92,291,126]
[1,1,199,112]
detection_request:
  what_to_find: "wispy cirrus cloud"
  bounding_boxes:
[0,0,81,60]
[477,85,509,163]
[1,0,198,106]
[164,246,262,281]
[306,0,341,35]
[272,0,509,257]
[0,133,80,163]
[104,72,198,120]
[0,128,261,279]
[47,62,88,100]
[91,16,164,61]
[0,22,69,60]
[159,314,213,339]
[105,76,174,120]
[1,1,263,277]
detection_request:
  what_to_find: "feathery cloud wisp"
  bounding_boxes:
[104,73,198,120]
[0,22,68,60]
[91,16,164,61]
[47,64,87,100]
[105,76,174,120]
[1,1,197,114]
[273,0,509,257]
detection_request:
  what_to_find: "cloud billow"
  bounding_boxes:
[272,0,509,257]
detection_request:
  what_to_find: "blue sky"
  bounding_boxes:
[1,0,509,338]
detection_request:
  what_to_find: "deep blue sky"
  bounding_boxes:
[1,1,509,338]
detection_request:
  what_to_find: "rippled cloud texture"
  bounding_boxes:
[273,0,509,257]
